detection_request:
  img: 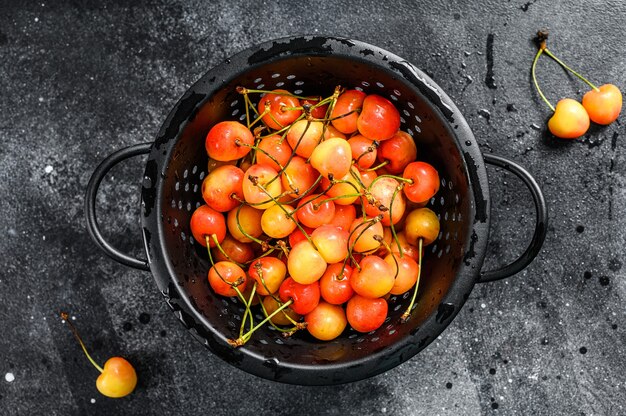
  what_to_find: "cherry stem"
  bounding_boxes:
[258,297,299,333]
[234,284,255,339]
[531,48,555,112]
[388,185,404,257]
[229,299,294,347]
[60,312,104,373]
[401,238,423,323]
[543,48,599,91]
[362,160,389,172]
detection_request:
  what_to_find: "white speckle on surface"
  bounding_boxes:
[481,303,486,309]
[27,295,30,299]
[43,317,46,321]
[508,378,513,383]
[38,97,44,102]
[42,235,46,241]
[5,373,15,382]
[44,165,53,173]
[34,17,39,22]
[30,316,34,320]
[381,408,386,413]
[90,398,96,404]
[71,316,76,321]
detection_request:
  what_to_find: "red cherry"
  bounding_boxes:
[319,263,354,305]
[330,89,366,134]
[190,205,226,247]
[258,89,302,130]
[377,131,417,174]
[208,261,247,297]
[201,165,245,212]
[205,121,254,162]
[279,277,320,315]
[403,161,440,204]
[357,95,400,141]
[346,295,388,333]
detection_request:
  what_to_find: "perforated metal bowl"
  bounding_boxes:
[85,36,547,385]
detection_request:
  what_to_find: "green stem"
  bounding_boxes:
[401,238,423,323]
[229,299,294,346]
[531,49,555,112]
[543,48,599,91]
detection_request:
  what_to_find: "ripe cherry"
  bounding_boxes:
[582,84,622,125]
[279,277,321,315]
[227,204,263,243]
[205,121,254,161]
[384,253,419,295]
[348,217,384,253]
[404,207,440,246]
[212,234,254,264]
[280,156,320,199]
[302,97,329,119]
[377,131,417,173]
[548,98,590,139]
[328,203,357,232]
[242,164,283,210]
[288,225,314,248]
[364,177,406,226]
[208,261,247,297]
[261,204,297,239]
[311,225,349,264]
[61,312,137,398]
[321,169,361,206]
[346,295,388,333]
[248,257,287,296]
[357,95,400,141]
[286,120,325,158]
[190,205,226,248]
[310,137,352,179]
[403,161,440,204]
[258,89,302,130]
[201,165,245,212]
[330,89,366,134]
[256,134,293,171]
[319,263,354,305]
[305,302,347,341]
[296,193,336,229]
[348,134,377,169]
[350,255,395,298]
[287,240,327,284]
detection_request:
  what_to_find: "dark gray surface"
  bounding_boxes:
[1,1,624,415]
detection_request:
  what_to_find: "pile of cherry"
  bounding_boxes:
[189,86,441,345]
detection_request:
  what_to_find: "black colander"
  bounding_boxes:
[85,36,547,385]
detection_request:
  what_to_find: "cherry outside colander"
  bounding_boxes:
[85,36,547,385]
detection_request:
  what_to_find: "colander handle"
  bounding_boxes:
[478,154,548,283]
[85,143,152,271]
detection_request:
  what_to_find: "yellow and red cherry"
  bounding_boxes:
[364,177,406,226]
[287,240,327,284]
[190,205,226,248]
[328,203,357,232]
[286,120,325,158]
[201,165,245,212]
[296,194,335,229]
[350,255,395,299]
[305,302,347,341]
[403,161,440,204]
[226,204,263,243]
[330,89,366,134]
[258,89,302,130]
[61,313,137,398]
[310,137,352,179]
[357,94,400,141]
[205,121,254,161]
[548,98,590,139]
[404,207,440,247]
[348,134,377,169]
[348,217,384,253]
[319,263,354,305]
[212,234,254,264]
[280,156,319,199]
[256,134,293,171]
[242,164,283,210]
[248,256,287,296]
[346,295,388,333]
[279,277,321,315]
[208,261,247,297]
[377,131,417,174]
[311,225,349,264]
[301,97,329,119]
[323,125,347,140]
[321,169,362,206]
[384,253,419,295]
[582,84,622,125]
[261,204,297,239]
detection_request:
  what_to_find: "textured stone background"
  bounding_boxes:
[1,0,624,415]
